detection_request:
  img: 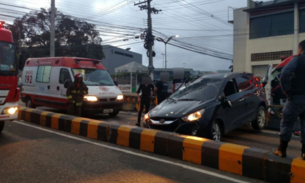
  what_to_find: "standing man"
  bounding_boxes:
[273,40,305,160]
[66,73,88,117]
[136,78,154,126]
[155,79,169,104]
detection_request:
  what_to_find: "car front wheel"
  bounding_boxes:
[0,121,5,133]
[251,106,266,130]
[109,111,119,117]
[208,120,222,142]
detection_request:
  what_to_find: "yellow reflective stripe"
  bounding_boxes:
[83,91,87,95]
[67,95,72,99]
[71,101,75,104]
[76,102,82,106]
[71,90,77,93]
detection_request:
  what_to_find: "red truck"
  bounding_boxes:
[0,21,19,133]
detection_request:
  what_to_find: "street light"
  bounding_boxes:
[156,35,179,71]
[161,53,165,69]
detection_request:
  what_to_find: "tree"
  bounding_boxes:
[229,60,233,72]
[7,8,104,69]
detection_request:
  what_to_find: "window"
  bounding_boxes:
[59,69,71,84]
[224,80,238,97]
[251,50,293,61]
[235,76,251,90]
[36,66,51,83]
[72,69,115,86]
[300,9,305,33]
[250,12,294,39]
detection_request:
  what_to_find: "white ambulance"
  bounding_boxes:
[21,57,124,116]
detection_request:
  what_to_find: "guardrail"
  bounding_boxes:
[18,107,305,183]
[122,94,157,112]
[266,105,301,131]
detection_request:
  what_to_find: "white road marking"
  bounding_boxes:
[12,120,249,183]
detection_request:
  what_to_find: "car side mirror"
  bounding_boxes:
[64,79,71,88]
[221,96,232,108]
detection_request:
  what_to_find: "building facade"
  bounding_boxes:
[101,45,142,74]
[233,0,305,77]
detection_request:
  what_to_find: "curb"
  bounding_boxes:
[18,107,305,183]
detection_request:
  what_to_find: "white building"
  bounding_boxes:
[233,0,305,77]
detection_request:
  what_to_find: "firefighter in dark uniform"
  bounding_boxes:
[273,40,305,160]
[66,73,88,117]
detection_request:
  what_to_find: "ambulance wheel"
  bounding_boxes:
[26,97,36,108]
[109,111,119,117]
[0,121,4,133]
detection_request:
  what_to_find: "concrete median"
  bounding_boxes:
[18,107,305,183]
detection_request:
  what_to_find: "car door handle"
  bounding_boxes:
[239,98,244,102]
[57,86,60,91]
[47,85,50,90]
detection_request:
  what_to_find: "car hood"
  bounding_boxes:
[88,86,122,98]
[149,99,210,118]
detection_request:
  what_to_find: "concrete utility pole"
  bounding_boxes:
[50,0,55,57]
[135,0,161,77]
[161,53,165,69]
[147,0,153,75]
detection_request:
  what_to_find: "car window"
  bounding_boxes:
[235,75,251,91]
[36,65,51,83]
[223,79,238,97]
[59,69,71,84]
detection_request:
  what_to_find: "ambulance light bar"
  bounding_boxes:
[74,58,101,65]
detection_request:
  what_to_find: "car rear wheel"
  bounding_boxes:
[251,106,266,130]
[109,111,119,117]
[0,121,5,133]
[208,121,222,142]
[26,98,36,108]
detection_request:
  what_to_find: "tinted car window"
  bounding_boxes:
[170,78,222,101]
[235,76,251,90]
[224,80,237,96]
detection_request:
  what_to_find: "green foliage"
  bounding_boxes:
[7,8,104,65]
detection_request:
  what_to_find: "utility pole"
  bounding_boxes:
[135,0,161,77]
[161,53,165,69]
[50,0,55,57]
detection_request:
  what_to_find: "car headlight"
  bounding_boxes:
[182,109,205,122]
[117,95,124,100]
[144,113,150,120]
[2,107,18,115]
[84,95,98,102]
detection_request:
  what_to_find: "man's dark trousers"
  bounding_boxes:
[280,95,305,145]
[137,97,151,124]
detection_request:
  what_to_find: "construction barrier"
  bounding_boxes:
[18,107,305,183]
[266,105,301,131]
[123,94,158,112]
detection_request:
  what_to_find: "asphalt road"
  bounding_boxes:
[18,101,303,158]
[0,121,263,183]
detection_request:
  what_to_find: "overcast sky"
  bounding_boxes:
[1,0,271,71]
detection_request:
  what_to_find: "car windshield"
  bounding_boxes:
[169,78,222,101]
[271,68,282,81]
[72,68,115,86]
[0,41,16,72]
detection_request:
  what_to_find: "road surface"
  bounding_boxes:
[0,121,263,183]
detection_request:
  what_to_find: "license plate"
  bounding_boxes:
[103,109,113,114]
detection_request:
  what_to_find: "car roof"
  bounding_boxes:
[201,72,251,80]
